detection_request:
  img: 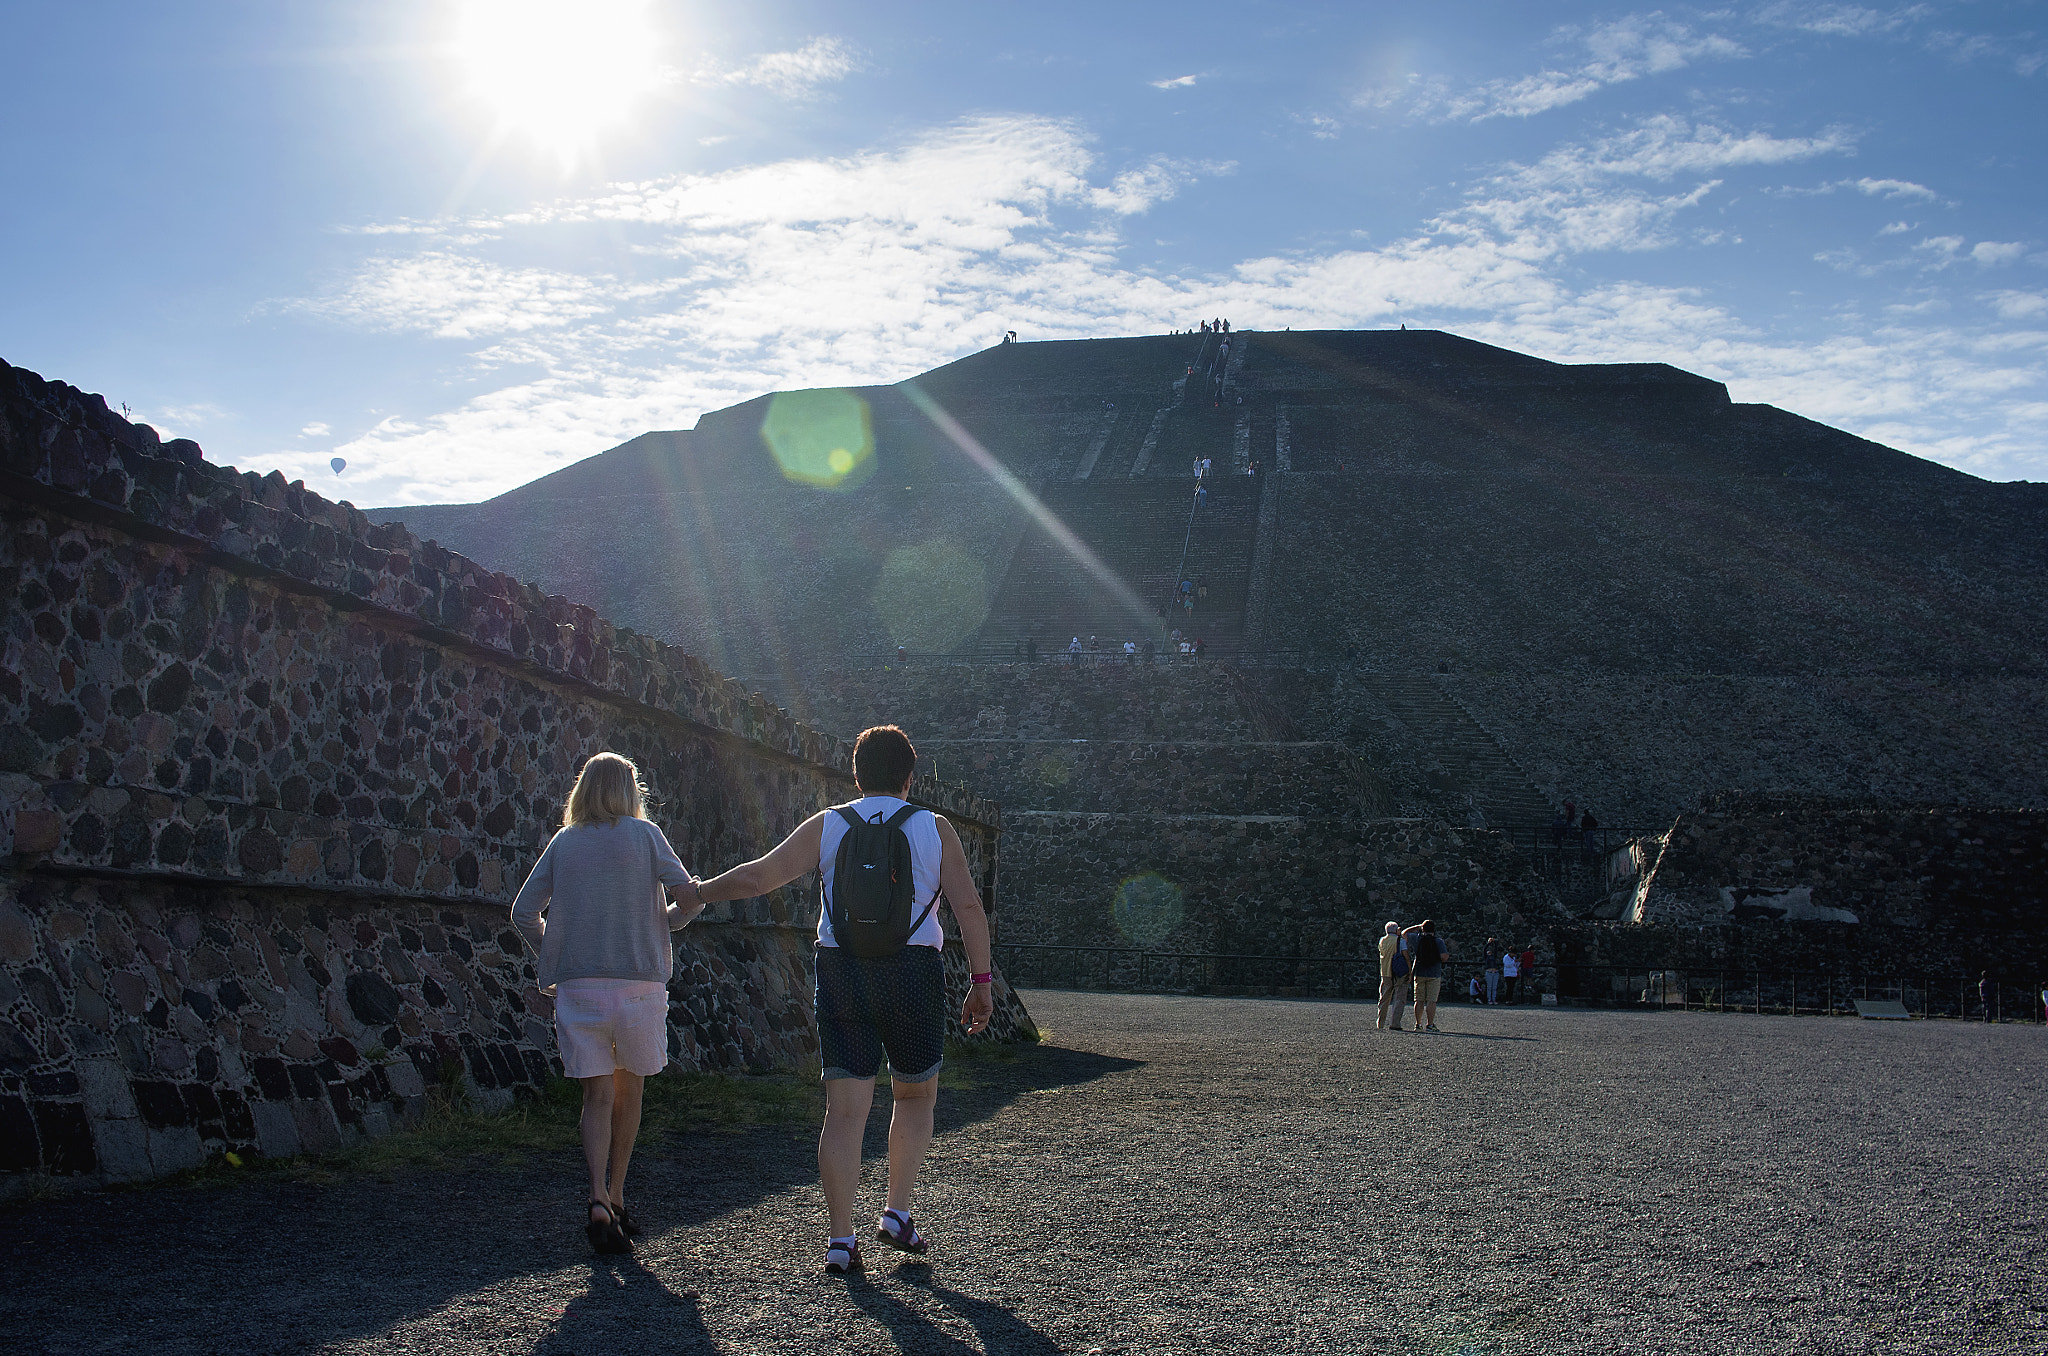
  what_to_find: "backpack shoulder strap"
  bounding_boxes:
[882,803,922,830]
[835,805,864,829]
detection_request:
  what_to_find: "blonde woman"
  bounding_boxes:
[511,751,703,1254]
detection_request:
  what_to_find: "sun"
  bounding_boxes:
[451,0,667,167]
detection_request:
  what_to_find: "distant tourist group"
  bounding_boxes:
[511,726,991,1272]
[1376,924,1542,1030]
[1045,632,1207,664]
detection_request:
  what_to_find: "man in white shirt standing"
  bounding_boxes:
[694,725,995,1275]
[1376,922,1413,1031]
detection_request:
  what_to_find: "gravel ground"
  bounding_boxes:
[3,992,2045,1355]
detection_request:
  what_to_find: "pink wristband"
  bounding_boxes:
[970,972,993,985]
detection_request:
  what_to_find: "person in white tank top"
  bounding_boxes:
[815,795,945,950]
[692,724,995,1275]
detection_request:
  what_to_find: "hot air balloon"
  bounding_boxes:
[330,457,346,475]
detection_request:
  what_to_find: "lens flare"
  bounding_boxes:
[900,382,1160,633]
[760,389,875,491]
[1111,873,1185,947]
[871,538,990,653]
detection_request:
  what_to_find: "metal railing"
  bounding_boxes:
[995,943,2046,1021]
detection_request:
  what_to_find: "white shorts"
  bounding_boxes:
[553,979,670,1078]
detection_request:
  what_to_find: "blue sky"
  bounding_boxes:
[3,1,2044,506]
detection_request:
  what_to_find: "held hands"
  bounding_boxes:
[668,877,708,927]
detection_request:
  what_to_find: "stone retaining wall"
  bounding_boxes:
[748,661,1296,745]
[0,360,1032,1187]
[1444,673,2048,827]
[918,740,1375,818]
[994,813,1571,991]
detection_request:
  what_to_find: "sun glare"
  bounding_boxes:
[452,0,666,167]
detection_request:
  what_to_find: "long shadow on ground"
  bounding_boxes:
[0,1043,1137,1355]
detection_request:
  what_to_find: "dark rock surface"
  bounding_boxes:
[2,990,2043,1354]
[0,359,1028,1187]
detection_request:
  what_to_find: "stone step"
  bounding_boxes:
[1354,673,1553,827]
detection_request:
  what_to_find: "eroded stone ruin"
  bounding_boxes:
[0,361,1031,1187]
[7,324,2046,1185]
[372,328,2048,997]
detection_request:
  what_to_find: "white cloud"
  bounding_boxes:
[1971,241,2028,266]
[1915,234,1965,266]
[146,402,230,440]
[694,37,860,99]
[1150,74,1200,89]
[1853,176,1937,200]
[1988,291,2048,319]
[288,112,2044,503]
[1878,220,1915,235]
[1755,3,1933,38]
[299,252,625,339]
[1431,14,1746,121]
[1450,116,1851,254]
[1090,157,1221,215]
[298,422,331,438]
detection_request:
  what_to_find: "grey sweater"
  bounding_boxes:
[510,818,693,990]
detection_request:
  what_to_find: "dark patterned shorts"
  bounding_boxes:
[814,944,946,1083]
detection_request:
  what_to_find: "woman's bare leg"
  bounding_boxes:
[580,1074,618,1226]
[607,1070,645,1213]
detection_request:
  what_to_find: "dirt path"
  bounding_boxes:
[4,993,2044,1354]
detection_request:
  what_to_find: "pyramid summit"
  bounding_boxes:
[373,326,2048,827]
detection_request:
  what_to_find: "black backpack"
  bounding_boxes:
[1412,933,1442,969]
[828,804,941,959]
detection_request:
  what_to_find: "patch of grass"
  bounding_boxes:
[641,1069,820,1133]
[135,1068,825,1193]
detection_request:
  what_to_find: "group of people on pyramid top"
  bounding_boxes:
[1200,318,1230,333]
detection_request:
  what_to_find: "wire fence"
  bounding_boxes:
[994,942,2047,1022]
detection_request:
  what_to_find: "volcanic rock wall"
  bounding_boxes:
[0,361,1031,1188]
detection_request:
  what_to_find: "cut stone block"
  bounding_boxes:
[250,1100,301,1159]
[146,1125,205,1174]
[75,1058,136,1120]
[92,1117,152,1182]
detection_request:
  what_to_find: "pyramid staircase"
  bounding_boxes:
[971,476,1264,658]
[1355,675,1554,827]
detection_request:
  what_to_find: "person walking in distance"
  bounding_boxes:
[1402,920,1450,1031]
[1518,942,1536,1000]
[1484,938,1502,1006]
[691,726,995,1275]
[510,752,704,1254]
[1376,922,1413,1031]
[1499,945,1519,1005]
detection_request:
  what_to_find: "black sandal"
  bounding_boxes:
[824,1237,864,1275]
[611,1200,643,1237]
[586,1200,630,1254]
[876,1210,929,1256]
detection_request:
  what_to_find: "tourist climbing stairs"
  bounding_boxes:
[1354,675,1554,827]
[971,476,1264,658]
